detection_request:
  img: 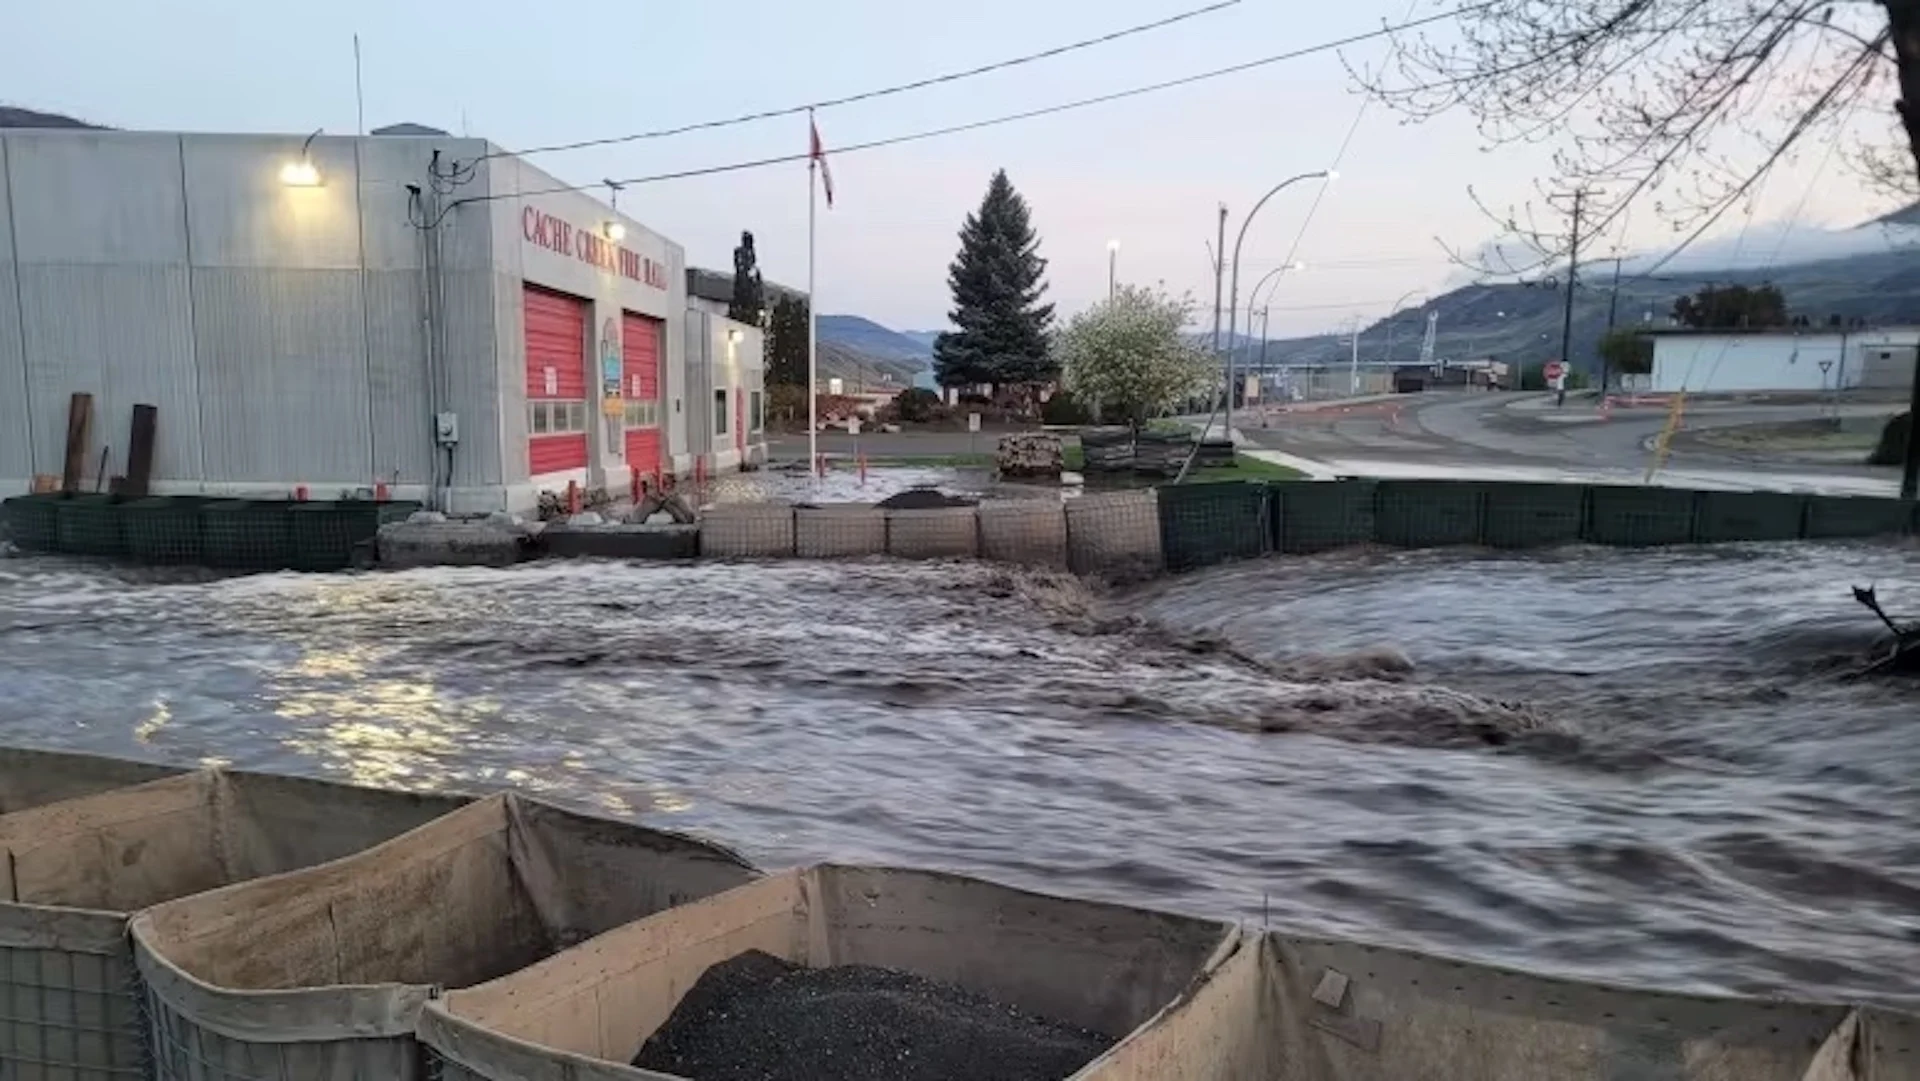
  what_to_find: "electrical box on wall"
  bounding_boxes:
[434,412,460,446]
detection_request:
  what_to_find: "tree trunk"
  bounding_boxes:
[1886,0,1920,496]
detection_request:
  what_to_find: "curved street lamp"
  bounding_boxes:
[1245,261,1306,376]
[1381,288,1427,368]
[1225,171,1333,440]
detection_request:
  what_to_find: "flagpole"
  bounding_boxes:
[807,121,819,480]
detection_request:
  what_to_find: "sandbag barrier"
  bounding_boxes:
[130,791,757,1081]
[1089,930,1920,1081]
[416,864,1238,1081]
[0,748,1906,1081]
[0,769,466,1081]
[1,495,418,572]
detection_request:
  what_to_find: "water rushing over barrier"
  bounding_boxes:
[2,541,1918,1011]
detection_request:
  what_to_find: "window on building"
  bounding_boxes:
[622,400,659,428]
[528,401,589,435]
[714,389,730,435]
[750,390,764,432]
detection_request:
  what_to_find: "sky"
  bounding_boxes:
[4,0,1903,337]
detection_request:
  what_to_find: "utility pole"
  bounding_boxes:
[1210,205,1227,412]
[1556,189,1590,407]
[1601,256,1624,392]
[1349,317,1362,395]
[1904,354,1919,499]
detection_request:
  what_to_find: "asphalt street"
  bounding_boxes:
[1233,392,1906,496]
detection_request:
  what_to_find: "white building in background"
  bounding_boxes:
[0,125,764,513]
[1644,327,1919,394]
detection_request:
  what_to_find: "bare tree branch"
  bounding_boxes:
[1352,0,1912,275]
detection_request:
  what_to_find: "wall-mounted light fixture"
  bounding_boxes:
[604,221,627,242]
[727,328,744,344]
[280,129,323,186]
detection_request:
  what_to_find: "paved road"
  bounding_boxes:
[1235,392,1906,495]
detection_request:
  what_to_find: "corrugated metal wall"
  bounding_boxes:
[0,139,32,484]
[0,130,500,496]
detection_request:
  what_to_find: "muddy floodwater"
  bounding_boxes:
[2,542,1917,1005]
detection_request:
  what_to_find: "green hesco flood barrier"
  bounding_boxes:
[1158,482,1270,571]
[1585,485,1699,547]
[55,494,127,557]
[1373,479,1485,548]
[201,500,295,570]
[1803,494,1915,539]
[124,496,218,564]
[1,494,63,552]
[291,500,418,571]
[1694,490,1809,543]
[1271,480,1376,553]
[1481,483,1588,549]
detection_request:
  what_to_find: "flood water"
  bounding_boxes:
[1,542,1917,1006]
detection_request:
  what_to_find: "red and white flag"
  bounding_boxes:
[810,116,835,209]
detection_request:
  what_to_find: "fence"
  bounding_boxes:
[2,495,418,571]
[696,482,1919,581]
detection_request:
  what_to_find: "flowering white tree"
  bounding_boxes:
[1054,286,1214,431]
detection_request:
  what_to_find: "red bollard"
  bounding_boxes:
[373,481,390,502]
[293,484,309,502]
[630,470,642,505]
[695,456,707,489]
[859,453,868,486]
[566,480,581,516]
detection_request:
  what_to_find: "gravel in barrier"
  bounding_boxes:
[630,950,1115,1081]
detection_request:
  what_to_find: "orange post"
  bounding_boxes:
[566,480,581,516]
[373,481,390,502]
[859,453,868,486]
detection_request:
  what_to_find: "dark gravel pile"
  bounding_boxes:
[630,950,1116,1081]
[875,488,979,510]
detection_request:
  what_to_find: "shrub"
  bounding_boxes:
[1869,412,1911,467]
[893,387,944,423]
[1040,389,1094,425]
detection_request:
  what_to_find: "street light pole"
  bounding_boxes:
[1107,240,1120,301]
[1226,171,1332,442]
[1380,288,1425,370]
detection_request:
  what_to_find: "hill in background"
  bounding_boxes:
[0,106,103,129]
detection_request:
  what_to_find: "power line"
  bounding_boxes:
[462,0,1245,166]
[419,0,1500,224]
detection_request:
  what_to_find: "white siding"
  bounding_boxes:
[1649,330,1920,393]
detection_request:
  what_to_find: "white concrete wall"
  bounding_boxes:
[680,310,765,473]
[484,149,686,510]
[1649,330,1920,393]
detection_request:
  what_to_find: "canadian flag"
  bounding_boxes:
[810,116,835,209]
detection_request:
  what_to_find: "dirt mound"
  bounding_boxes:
[631,950,1114,1081]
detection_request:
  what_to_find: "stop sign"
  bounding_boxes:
[1543,360,1566,381]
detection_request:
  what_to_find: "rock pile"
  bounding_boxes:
[996,433,1065,478]
[631,950,1114,1081]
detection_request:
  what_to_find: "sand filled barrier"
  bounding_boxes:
[416,864,1236,1081]
[130,791,757,1081]
[1086,929,1914,1081]
[0,767,465,1081]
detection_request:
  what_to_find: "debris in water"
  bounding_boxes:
[630,949,1115,1081]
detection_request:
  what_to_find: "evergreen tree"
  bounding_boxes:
[764,294,810,387]
[933,171,1054,391]
[728,231,766,326]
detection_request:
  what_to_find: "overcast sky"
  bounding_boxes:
[5,0,1899,336]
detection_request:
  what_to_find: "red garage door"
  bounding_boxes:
[621,312,665,479]
[524,285,589,476]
